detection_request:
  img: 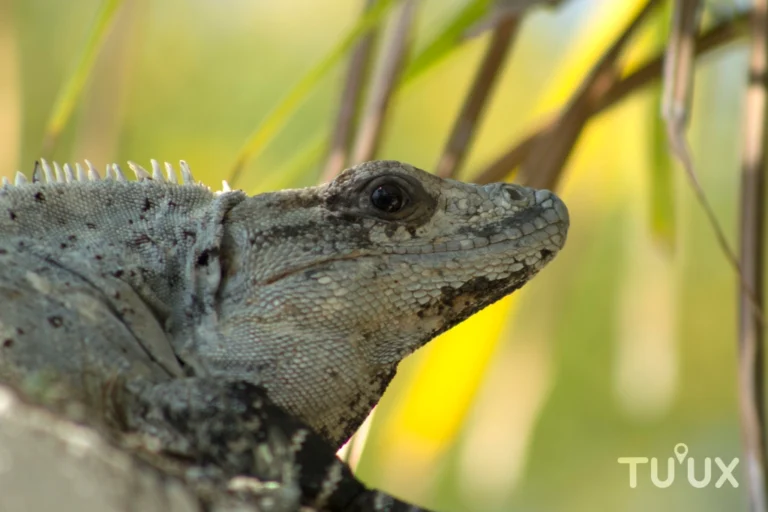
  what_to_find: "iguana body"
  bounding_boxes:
[0,159,569,511]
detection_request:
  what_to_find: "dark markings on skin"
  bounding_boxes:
[415,271,534,345]
[462,222,503,240]
[457,205,544,239]
[237,360,273,374]
[128,234,153,249]
[501,208,541,230]
[257,190,322,211]
[255,219,373,252]
[2,339,12,348]
[323,190,347,211]
[256,222,322,243]
[196,247,219,267]
[8,210,16,221]
[34,192,45,202]
[324,366,397,447]
[141,198,152,212]
[48,316,63,328]
[328,212,364,227]
[284,191,323,210]
[151,381,331,481]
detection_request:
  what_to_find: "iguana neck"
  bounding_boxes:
[0,180,248,352]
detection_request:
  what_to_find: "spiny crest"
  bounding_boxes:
[2,159,234,194]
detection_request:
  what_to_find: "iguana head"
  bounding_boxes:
[0,157,568,447]
[215,160,568,444]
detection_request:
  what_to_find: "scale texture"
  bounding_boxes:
[0,159,569,512]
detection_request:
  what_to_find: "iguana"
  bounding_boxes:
[0,159,569,511]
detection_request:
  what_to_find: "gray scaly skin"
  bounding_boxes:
[0,159,569,511]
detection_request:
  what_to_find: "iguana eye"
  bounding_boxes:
[326,167,435,222]
[371,183,408,213]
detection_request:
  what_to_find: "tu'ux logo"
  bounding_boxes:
[618,443,739,489]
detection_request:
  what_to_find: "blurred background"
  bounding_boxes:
[0,0,755,510]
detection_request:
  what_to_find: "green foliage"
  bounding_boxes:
[42,0,125,157]
[402,0,492,83]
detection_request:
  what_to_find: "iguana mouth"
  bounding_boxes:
[257,223,566,288]
[383,225,566,256]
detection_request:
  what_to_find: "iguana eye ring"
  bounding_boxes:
[370,183,408,213]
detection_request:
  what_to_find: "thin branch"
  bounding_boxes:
[662,0,702,129]
[321,0,380,183]
[465,0,564,38]
[517,0,661,190]
[473,9,750,185]
[659,1,711,261]
[227,0,398,187]
[435,14,521,179]
[739,1,768,510]
[352,0,420,163]
[662,2,766,322]
[660,0,741,318]
[600,11,749,108]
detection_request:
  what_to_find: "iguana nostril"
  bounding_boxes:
[502,184,525,202]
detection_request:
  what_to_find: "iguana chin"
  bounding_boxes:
[0,159,568,511]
